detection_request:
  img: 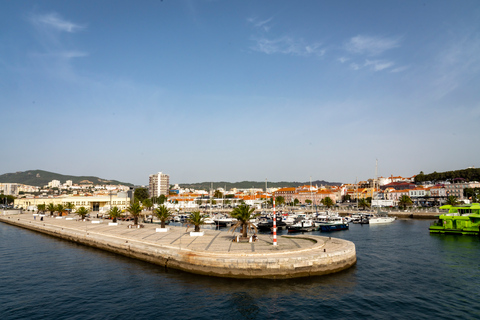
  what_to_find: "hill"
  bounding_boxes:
[177,180,342,191]
[414,167,480,183]
[0,170,133,187]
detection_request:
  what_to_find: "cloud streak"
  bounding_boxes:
[345,35,400,56]
[31,12,85,33]
[26,12,88,82]
[247,16,273,32]
[251,36,325,57]
[248,16,325,57]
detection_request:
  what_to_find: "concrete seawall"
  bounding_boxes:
[0,213,356,279]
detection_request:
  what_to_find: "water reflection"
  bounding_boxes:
[228,292,260,320]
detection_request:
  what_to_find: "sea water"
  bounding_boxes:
[1,219,479,319]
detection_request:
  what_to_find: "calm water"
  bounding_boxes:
[1,219,479,320]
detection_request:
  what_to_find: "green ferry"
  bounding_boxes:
[429,203,480,235]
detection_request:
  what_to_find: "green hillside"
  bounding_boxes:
[0,170,133,187]
[414,168,480,183]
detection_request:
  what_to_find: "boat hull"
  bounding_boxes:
[319,224,349,232]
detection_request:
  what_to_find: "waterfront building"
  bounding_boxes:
[274,187,296,203]
[380,181,416,191]
[149,172,170,198]
[273,185,339,205]
[444,181,480,200]
[14,193,131,213]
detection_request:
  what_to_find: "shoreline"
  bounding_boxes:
[0,213,356,279]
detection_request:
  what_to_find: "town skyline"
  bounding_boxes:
[1,167,422,188]
[2,1,479,185]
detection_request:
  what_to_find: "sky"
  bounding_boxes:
[1,0,480,186]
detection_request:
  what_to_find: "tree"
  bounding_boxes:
[464,188,480,202]
[109,206,122,223]
[398,195,413,210]
[77,206,90,220]
[305,199,312,205]
[154,205,172,228]
[275,196,285,206]
[65,202,75,213]
[47,203,56,216]
[37,203,46,215]
[293,198,300,206]
[321,197,335,209]
[56,204,65,216]
[142,198,153,211]
[186,211,206,232]
[0,195,15,205]
[127,202,143,225]
[155,194,167,205]
[213,190,223,198]
[134,188,149,203]
[358,198,370,210]
[445,195,459,206]
[229,204,258,238]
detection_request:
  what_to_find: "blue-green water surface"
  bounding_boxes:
[1,219,479,319]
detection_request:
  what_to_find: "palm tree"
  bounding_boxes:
[47,203,56,216]
[37,203,46,215]
[127,202,143,225]
[229,204,258,238]
[109,206,122,223]
[154,205,172,228]
[186,211,206,232]
[56,204,65,217]
[321,197,335,209]
[445,195,459,206]
[65,202,75,214]
[398,195,413,210]
[77,206,90,220]
[358,198,370,210]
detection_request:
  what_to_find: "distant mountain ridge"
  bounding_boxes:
[0,170,133,187]
[178,180,342,191]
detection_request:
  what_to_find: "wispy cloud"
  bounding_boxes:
[251,36,325,57]
[32,12,85,33]
[345,35,400,56]
[391,66,409,73]
[27,12,88,81]
[430,32,480,99]
[248,16,325,57]
[348,59,397,72]
[247,16,273,32]
[364,59,394,71]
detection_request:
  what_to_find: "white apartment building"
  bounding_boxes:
[149,172,170,198]
[48,180,61,188]
[0,183,21,196]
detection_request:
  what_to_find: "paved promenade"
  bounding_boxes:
[0,213,356,279]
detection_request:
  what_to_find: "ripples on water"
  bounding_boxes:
[1,220,479,319]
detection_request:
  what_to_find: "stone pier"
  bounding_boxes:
[0,213,356,279]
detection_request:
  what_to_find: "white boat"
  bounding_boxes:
[203,217,215,224]
[369,216,396,224]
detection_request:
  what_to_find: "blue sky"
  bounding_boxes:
[1,0,480,186]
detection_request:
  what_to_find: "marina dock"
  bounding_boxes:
[0,213,356,279]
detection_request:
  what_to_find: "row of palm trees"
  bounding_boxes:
[36,200,260,238]
[36,202,76,216]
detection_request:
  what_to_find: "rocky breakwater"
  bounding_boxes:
[0,213,356,279]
